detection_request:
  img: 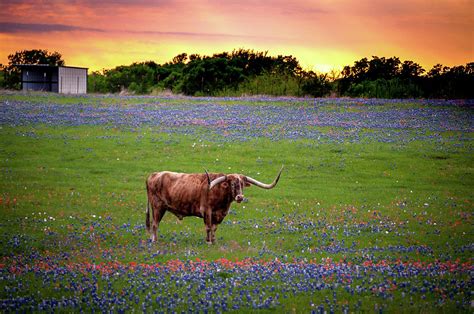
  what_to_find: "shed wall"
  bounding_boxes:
[58,67,87,94]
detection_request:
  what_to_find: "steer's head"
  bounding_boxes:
[206,166,284,203]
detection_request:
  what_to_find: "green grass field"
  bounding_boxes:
[0,93,472,312]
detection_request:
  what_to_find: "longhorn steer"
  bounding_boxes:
[146,167,283,244]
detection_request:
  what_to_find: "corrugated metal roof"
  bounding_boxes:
[14,64,88,70]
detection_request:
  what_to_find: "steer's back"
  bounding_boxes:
[146,171,208,214]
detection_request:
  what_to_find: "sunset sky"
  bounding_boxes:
[1,0,472,73]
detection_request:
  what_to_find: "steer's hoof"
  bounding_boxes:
[206,241,213,245]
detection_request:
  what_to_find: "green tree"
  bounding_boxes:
[8,49,64,66]
[172,53,188,64]
[88,71,109,93]
[400,60,425,79]
[301,71,331,97]
[424,63,474,98]
[179,57,243,95]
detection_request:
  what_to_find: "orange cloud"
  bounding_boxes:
[1,0,472,72]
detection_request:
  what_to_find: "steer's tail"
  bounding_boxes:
[146,181,151,233]
[146,201,151,233]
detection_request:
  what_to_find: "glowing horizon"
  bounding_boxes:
[0,0,472,73]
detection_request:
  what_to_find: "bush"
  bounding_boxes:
[301,72,332,97]
[88,72,108,93]
[347,78,423,98]
[233,71,300,96]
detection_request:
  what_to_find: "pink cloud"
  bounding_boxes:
[1,0,472,71]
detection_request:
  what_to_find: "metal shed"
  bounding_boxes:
[18,64,88,94]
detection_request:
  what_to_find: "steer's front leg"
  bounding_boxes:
[211,224,218,244]
[205,225,212,245]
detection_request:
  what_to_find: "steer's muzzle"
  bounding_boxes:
[235,195,244,203]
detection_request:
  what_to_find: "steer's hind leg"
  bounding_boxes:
[203,208,213,245]
[151,200,166,242]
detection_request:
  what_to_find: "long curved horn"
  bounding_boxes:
[204,169,211,186]
[209,175,227,190]
[245,165,284,189]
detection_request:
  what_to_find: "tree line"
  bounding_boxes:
[87,50,332,97]
[338,56,473,99]
[1,49,473,98]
